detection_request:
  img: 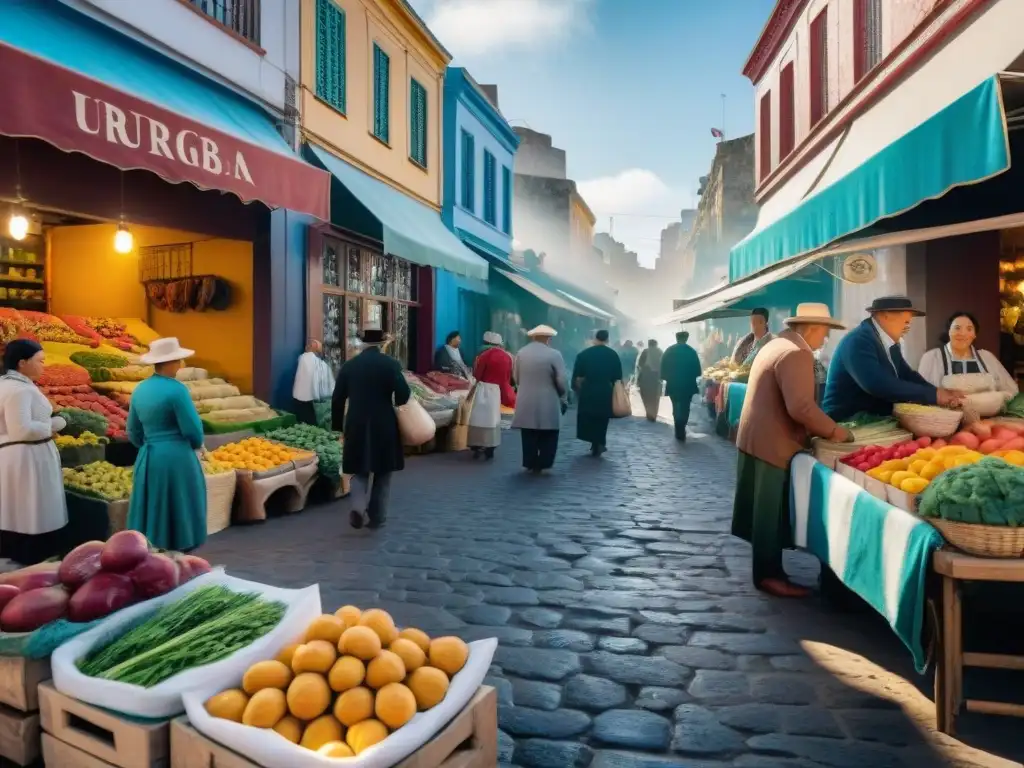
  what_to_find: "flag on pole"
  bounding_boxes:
[710,127,724,139]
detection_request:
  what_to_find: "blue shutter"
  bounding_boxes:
[409,79,427,167]
[483,151,496,225]
[315,0,346,113]
[461,131,475,212]
[502,166,512,234]
[373,44,390,143]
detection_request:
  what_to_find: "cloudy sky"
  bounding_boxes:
[410,0,776,267]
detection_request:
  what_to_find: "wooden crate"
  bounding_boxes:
[0,705,40,766]
[170,686,497,768]
[38,683,168,768]
[0,656,50,712]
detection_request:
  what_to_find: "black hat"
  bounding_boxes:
[865,295,925,316]
[359,329,387,344]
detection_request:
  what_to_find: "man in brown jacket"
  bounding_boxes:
[732,303,853,598]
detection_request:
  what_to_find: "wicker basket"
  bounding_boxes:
[893,406,962,438]
[205,470,237,535]
[812,430,912,470]
[929,519,1024,558]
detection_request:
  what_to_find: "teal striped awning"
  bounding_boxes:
[730,76,1012,281]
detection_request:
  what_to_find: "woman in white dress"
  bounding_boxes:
[0,340,68,564]
[917,311,1018,400]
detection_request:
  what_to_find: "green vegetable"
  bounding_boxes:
[58,408,109,438]
[264,424,342,479]
[80,587,285,688]
[77,586,254,677]
[1005,394,1024,419]
[69,351,129,373]
[918,457,1024,526]
[839,412,897,429]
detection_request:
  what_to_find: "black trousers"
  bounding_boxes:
[0,528,66,566]
[521,429,559,470]
[293,399,317,426]
[670,396,692,440]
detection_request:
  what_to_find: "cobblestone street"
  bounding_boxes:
[198,401,1023,768]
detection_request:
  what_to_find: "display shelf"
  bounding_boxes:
[0,278,44,288]
[0,299,47,310]
[0,260,43,269]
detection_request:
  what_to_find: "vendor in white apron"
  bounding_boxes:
[917,311,1018,408]
[467,332,513,460]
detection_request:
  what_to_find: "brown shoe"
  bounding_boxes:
[759,578,811,598]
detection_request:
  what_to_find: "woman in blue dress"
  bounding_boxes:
[127,338,206,551]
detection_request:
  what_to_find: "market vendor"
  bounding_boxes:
[433,331,472,380]
[822,296,965,421]
[731,308,774,366]
[917,311,1018,400]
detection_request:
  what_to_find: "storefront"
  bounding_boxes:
[0,0,329,401]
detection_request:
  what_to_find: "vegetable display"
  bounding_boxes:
[69,350,131,373]
[55,431,108,449]
[1005,394,1024,420]
[208,438,305,473]
[63,462,133,501]
[78,585,285,688]
[57,408,109,438]
[48,392,127,439]
[263,424,342,480]
[918,457,1024,526]
[0,534,211,632]
[38,364,90,388]
[204,606,468,757]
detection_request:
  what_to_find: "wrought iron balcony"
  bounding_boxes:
[187,0,260,45]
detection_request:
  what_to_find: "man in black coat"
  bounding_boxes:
[661,330,702,441]
[572,330,624,456]
[332,330,411,530]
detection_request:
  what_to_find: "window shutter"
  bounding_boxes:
[502,166,512,234]
[483,151,496,225]
[373,45,390,143]
[461,132,475,212]
[315,0,346,113]
[409,80,427,166]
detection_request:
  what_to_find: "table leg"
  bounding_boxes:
[939,576,959,735]
[951,579,963,717]
[934,595,949,734]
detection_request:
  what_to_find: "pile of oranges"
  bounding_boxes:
[208,438,304,473]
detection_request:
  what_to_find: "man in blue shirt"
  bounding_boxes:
[822,296,964,421]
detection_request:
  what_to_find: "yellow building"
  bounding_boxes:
[298,0,489,372]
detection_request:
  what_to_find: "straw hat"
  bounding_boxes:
[865,295,925,316]
[482,331,504,346]
[527,325,558,338]
[139,337,194,365]
[784,303,845,330]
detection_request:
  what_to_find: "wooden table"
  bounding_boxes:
[933,550,1024,734]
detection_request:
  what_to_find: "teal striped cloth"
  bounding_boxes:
[726,383,747,428]
[789,454,944,673]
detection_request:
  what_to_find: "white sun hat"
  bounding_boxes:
[482,331,504,346]
[139,337,195,365]
[527,325,558,338]
[784,303,845,330]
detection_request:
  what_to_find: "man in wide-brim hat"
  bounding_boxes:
[821,294,965,422]
[733,303,853,598]
[511,325,568,472]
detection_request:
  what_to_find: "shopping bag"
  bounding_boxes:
[396,399,437,446]
[612,380,631,418]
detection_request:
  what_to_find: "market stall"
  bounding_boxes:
[701,359,750,439]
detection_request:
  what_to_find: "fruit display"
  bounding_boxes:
[54,431,108,449]
[208,438,306,473]
[0,533,211,632]
[201,457,235,475]
[61,316,146,353]
[77,585,285,687]
[38,364,91,388]
[204,606,469,757]
[263,424,342,480]
[16,311,97,346]
[62,461,133,501]
[701,360,750,384]
[919,457,1024,525]
[47,392,127,439]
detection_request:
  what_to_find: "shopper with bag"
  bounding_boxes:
[332,329,412,530]
[292,339,335,426]
[468,332,515,460]
[512,326,568,473]
[572,330,624,456]
[660,330,703,441]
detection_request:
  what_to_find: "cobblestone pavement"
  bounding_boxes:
[198,399,1023,768]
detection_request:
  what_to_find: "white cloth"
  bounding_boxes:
[917,347,1018,399]
[468,383,501,430]
[446,345,471,378]
[292,352,335,402]
[0,373,67,534]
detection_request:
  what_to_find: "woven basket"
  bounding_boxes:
[893,407,962,438]
[205,470,236,535]
[812,430,912,470]
[929,519,1024,558]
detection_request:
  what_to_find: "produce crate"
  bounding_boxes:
[0,704,39,766]
[0,656,50,712]
[205,471,236,536]
[202,430,255,451]
[38,682,169,768]
[231,468,300,523]
[168,685,497,768]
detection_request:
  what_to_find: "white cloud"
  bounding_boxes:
[578,169,691,268]
[416,0,590,57]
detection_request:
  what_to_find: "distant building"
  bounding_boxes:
[512,127,567,180]
[512,173,596,282]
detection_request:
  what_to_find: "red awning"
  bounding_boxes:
[0,42,330,221]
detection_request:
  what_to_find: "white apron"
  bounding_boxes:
[467,382,502,448]
[0,374,68,534]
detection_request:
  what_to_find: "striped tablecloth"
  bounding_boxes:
[726,382,747,428]
[789,453,945,673]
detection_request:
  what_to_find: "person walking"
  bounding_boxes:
[0,340,68,564]
[619,340,639,387]
[732,304,852,597]
[127,338,207,552]
[468,332,515,459]
[332,329,411,530]
[512,325,568,473]
[637,339,664,421]
[572,330,623,456]
[661,330,702,441]
[433,331,471,379]
[292,339,334,426]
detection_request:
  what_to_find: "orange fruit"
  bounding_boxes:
[398,627,430,653]
[359,609,398,646]
[390,638,426,672]
[333,685,375,727]
[366,650,406,689]
[340,626,382,660]
[428,637,469,676]
[328,655,366,692]
[406,666,449,710]
[306,614,346,645]
[375,682,416,729]
[347,719,389,754]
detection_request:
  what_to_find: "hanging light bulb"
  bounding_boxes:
[7,210,28,241]
[114,221,134,254]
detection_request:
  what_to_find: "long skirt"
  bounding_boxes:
[521,429,559,470]
[731,450,791,585]
[467,382,502,449]
[127,439,207,552]
[638,376,662,421]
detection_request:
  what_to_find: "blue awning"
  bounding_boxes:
[730,76,1012,281]
[309,145,489,281]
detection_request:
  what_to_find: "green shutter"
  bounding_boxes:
[373,44,390,143]
[502,166,512,234]
[315,0,346,113]
[409,79,427,167]
[461,131,475,212]
[483,151,496,225]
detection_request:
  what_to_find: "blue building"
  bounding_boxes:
[438,69,520,360]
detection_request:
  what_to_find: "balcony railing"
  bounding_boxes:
[187,0,261,45]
